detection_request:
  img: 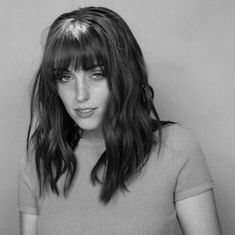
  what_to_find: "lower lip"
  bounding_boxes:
[75,108,97,118]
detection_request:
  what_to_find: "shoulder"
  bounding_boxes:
[18,153,38,188]
[157,124,209,174]
[152,124,213,201]
[17,154,39,215]
[160,123,202,156]
[19,153,36,173]
[158,125,214,201]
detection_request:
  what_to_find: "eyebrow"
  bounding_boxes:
[85,64,104,70]
[53,64,104,74]
[53,68,70,74]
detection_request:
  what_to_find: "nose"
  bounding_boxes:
[75,74,90,102]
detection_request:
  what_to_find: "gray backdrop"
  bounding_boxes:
[0,0,234,234]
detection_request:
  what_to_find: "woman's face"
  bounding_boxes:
[57,65,109,137]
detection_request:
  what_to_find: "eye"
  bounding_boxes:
[88,66,105,81]
[91,71,105,80]
[57,73,74,83]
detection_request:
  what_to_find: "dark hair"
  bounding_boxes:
[27,6,172,204]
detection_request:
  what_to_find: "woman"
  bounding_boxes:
[17,6,222,235]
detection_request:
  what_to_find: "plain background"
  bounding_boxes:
[0,0,234,234]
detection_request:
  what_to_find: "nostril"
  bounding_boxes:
[76,88,90,101]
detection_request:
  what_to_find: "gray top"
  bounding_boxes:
[17,124,214,235]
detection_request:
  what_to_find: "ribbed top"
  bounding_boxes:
[17,124,214,235]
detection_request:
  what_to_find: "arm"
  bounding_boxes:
[175,189,222,235]
[19,212,38,235]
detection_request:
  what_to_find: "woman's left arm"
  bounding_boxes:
[175,189,223,235]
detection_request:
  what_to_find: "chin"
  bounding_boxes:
[76,121,101,131]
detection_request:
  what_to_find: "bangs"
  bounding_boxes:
[52,30,107,75]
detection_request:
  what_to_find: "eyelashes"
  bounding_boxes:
[57,74,73,83]
[55,69,105,83]
[90,71,105,80]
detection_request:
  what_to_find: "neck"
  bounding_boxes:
[81,127,104,142]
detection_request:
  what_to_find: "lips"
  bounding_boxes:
[74,108,97,118]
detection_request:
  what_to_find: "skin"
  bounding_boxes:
[176,189,223,235]
[19,213,37,235]
[56,66,110,141]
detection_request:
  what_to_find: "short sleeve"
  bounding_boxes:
[172,125,214,201]
[16,156,39,215]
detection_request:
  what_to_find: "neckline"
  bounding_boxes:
[78,137,105,147]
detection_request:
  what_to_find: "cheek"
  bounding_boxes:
[99,92,110,111]
[104,92,110,106]
[57,89,71,110]
[101,83,110,104]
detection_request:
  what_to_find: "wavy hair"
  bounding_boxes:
[27,6,172,204]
